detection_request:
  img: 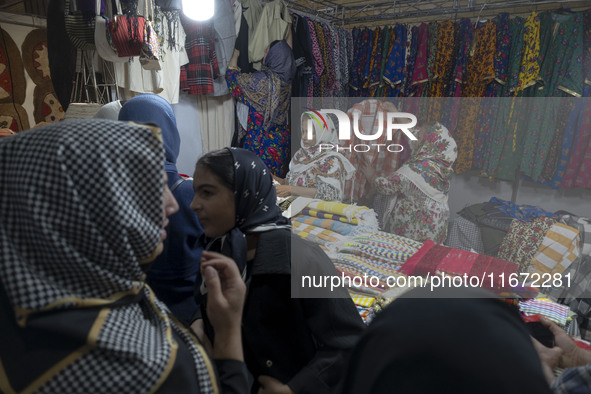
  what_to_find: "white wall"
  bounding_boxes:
[172,90,203,176]
[449,171,591,218]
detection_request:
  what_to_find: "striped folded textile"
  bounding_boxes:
[350,293,376,308]
[339,243,408,268]
[519,298,570,326]
[292,215,358,236]
[530,223,580,276]
[306,201,379,233]
[352,231,423,251]
[335,254,405,284]
[301,207,354,224]
[291,221,347,246]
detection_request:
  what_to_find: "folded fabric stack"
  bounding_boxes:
[291,201,379,254]
[447,197,558,258]
[304,201,379,233]
[350,292,377,325]
[401,239,520,293]
[498,216,557,272]
[334,232,421,294]
[519,297,571,326]
[291,220,347,251]
[529,222,580,276]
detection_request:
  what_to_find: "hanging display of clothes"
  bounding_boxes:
[345,8,591,190]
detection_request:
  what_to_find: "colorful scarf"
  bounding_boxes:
[235,40,294,129]
[396,122,457,203]
[287,111,355,200]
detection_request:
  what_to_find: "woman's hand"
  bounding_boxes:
[360,160,376,187]
[531,337,563,384]
[229,49,240,70]
[275,184,292,197]
[201,250,246,360]
[258,376,294,394]
[272,175,286,185]
[540,317,591,368]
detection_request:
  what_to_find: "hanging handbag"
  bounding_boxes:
[109,0,146,58]
[65,0,102,50]
[95,0,128,62]
[139,0,162,70]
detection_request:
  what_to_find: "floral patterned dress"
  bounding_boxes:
[374,123,457,244]
[286,154,352,201]
[226,68,291,177]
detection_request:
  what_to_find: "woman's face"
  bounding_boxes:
[301,115,317,147]
[190,165,236,238]
[142,172,179,263]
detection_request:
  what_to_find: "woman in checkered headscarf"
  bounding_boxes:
[0,119,248,393]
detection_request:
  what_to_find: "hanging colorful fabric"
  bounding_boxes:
[65,0,100,50]
[139,0,162,70]
[109,0,145,58]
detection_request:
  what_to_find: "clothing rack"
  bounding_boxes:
[287,4,338,25]
[286,0,589,27]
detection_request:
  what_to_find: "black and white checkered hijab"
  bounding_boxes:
[0,119,216,392]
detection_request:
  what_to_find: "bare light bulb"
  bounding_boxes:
[182,0,214,21]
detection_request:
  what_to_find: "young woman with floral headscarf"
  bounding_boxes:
[363,122,457,244]
[275,111,355,202]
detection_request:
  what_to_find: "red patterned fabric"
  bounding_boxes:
[401,239,519,291]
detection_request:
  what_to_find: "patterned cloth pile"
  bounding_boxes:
[401,239,520,293]
[350,293,377,325]
[291,201,379,254]
[333,232,422,294]
[519,297,571,326]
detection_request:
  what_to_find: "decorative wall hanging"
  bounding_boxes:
[33,85,65,124]
[0,28,26,105]
[21,29,52,86]
[0,104,30,132]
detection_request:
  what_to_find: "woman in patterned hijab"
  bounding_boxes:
[0,119,247,393]
[275,111,355,201]
[363,122,457,243]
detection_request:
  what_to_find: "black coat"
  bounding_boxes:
[198,229,365,394]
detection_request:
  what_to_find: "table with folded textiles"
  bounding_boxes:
[286,199,541,325]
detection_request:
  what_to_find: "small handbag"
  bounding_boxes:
[109,0,146,58]
[65,0,101,50]
[95,0,128,62]
[139,0,162,70]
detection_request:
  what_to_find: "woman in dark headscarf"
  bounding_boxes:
[0,119,248,393]
[191,147,364,394]
[340,286,553,394]
[118,94,204,326]
[226,40,296,177]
